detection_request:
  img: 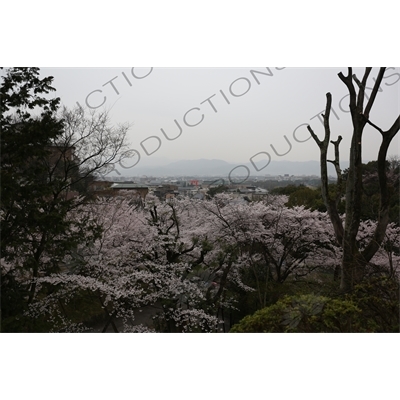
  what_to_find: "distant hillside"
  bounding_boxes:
[246,160,350,176]
[127,159,233,177]
[123,158,350,177]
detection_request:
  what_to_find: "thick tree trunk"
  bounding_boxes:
[341,118,364,290]
[341,243,365,292]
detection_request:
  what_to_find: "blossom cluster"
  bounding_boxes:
[4,193,398,332]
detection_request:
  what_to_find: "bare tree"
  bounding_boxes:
[2,105,131,306]
[308,67,400,292]
[46,106,130,196]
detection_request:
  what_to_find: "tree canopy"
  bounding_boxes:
[1,68,130,330]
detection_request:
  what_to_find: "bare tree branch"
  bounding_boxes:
[363,117,385,135]
[338,68,357,116]
[364,68,386,118]
[327,135,343,206]
[308,93,344,245]
[363,114,400,261]
[353,68,371,111]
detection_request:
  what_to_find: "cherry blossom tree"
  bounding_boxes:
[16,190,398,332]
[355,220,400,278]
[24,197,223,332]
[202,194,339,309]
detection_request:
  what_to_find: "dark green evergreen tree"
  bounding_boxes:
[1,68,128,331]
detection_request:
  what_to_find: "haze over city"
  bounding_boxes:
[40,67,399,175]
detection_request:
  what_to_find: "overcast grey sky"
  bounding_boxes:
[39,67,400,166]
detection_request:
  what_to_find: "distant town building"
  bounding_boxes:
[89,180,113,192]
[110,183,149,200]
[154,184,179,200]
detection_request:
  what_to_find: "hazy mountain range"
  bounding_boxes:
[121,158,351,177]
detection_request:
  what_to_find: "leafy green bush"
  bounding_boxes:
[229,294,359,333]
[230,279,399,333]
